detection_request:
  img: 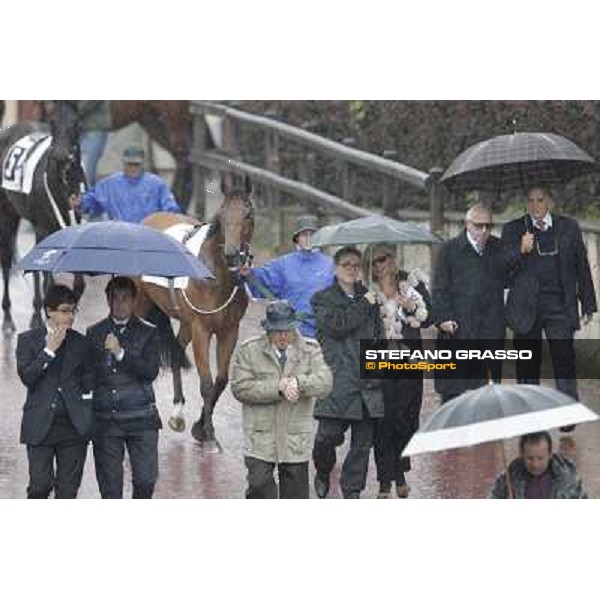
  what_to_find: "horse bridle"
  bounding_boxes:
[44,147,85,229]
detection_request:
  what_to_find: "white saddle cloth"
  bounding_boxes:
[1,133,52,194]
[142,222,210,289]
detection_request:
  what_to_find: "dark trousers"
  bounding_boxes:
[244,456,309,499]
[93,422,159,499]
[374,378,422,485]
[26,415,88,499]
[436,337,503,404]
[312,415,374,498]
[513,292,578,400]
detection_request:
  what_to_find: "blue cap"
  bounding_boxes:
[122,146,145,164]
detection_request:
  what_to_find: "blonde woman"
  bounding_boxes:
[368,244,431,499]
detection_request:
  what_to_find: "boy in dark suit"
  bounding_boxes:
[16,284,94,499]
[86,277,161,499]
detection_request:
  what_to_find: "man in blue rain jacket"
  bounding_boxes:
[240,215,334,339]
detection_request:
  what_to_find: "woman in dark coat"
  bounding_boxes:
[367,244,432,499]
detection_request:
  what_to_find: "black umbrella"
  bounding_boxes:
[440,132,599,194]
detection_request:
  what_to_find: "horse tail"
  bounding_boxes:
[145,305,191,370]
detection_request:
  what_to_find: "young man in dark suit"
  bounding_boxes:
[502,187,597,430]
[16,284,94,499]
[86,277,161,499]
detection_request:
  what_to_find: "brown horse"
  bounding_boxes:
[136,177,254,449]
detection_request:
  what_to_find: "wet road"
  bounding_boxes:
[2,225,600,499]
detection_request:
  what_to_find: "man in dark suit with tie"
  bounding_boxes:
[502,187,597,428]
[16,284,94,499]
[86,276,162,499]
[432,204,508,402]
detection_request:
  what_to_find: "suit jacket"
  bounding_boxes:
[16,327,94,445]
[432,231,508,339]
[86,316,161,432]
[501,214,597,332]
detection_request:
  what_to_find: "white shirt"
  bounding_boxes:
[531,212,553,230]
[466,230,484,255]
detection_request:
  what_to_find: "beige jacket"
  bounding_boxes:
[231,333,332,463]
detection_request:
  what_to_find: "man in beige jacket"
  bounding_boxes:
[231,301,332,499]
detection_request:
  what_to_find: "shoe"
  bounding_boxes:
[560,424,576,433]
[314,474,330,499]
[396,483,411,498]
[344,491,360,499]
[377,483,392,499]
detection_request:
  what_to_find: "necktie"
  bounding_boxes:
[535,219,547,232]
[278,349,287,370]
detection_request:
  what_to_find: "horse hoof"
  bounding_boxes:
[168,415,186,432]
[29,314,43,329]
[201,440,222,454]
[191,420,205,442]
[2,321,16,336]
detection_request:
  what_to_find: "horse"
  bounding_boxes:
[136,176,254,449]
[0,101,86,333]
[40,100,195,211]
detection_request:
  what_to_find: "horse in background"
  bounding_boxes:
[136,176,254,450]
[40,100,195,211]
[0,101,86,333]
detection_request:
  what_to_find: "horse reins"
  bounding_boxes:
[43,171,70,229]
[180,283,241,315]
[43,151,80,230]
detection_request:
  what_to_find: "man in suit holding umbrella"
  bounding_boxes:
[502,186,597,429]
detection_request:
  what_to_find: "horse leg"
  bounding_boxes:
[0,200,19,335]
[30,271,45,329]
[198,325,240,452]
[73,273,85,302]
[189,324,216,447]
[168,322,192,432]
[1,255,16,335]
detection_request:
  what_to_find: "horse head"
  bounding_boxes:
[211,175,254,270]
[46,101,87,221]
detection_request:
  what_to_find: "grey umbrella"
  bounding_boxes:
[311,214,442,247]
[440,132,599,194]
[403,384,598,498]
[404,384,598,456]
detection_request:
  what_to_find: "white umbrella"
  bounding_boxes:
[403,384,599,498]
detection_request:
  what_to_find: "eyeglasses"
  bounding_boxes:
[52,306,78,315]
[372,255,390,266]
[338,262,361,270]
[469,221,493,231]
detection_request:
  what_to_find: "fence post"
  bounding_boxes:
[382,150,398,216]
[339,138,356,202]
[191,111,208,220]
[429,166,445,271]
[266,130,284,250]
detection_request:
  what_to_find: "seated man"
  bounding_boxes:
[231,300,332,499]
[490,431,587,499]
[73,145,181,222]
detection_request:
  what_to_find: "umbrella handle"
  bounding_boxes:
[500,442,514,499]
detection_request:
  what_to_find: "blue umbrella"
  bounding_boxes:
[16,221,213,279]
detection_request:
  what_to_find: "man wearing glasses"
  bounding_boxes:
[16,285,94,498]
[502,187,597,428]
[432,204,508,402]
[310,246,384,499]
